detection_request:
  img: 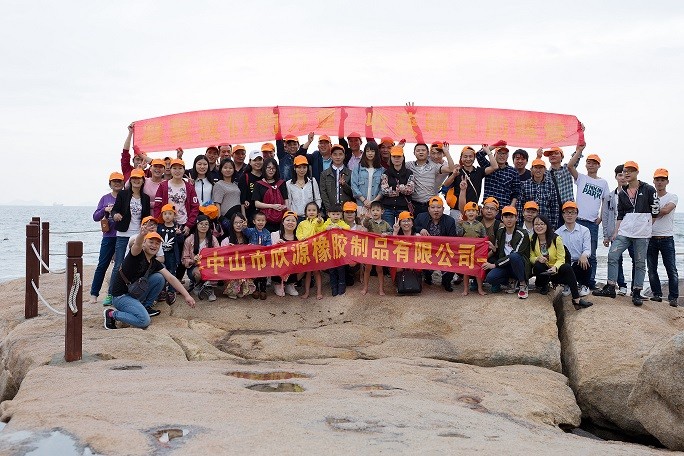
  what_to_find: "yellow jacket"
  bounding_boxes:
[296,217,326,240]
[323,219,350,230]
[530,236,566,270]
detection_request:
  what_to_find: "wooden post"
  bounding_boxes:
[41,221,50,274]
[25,224,40,319]
[31,216,40,224]
[65,241,83,362]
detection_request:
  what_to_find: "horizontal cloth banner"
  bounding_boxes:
[134,106,583,152]
[198,230,489,281]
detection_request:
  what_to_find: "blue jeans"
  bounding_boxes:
[382,207,405,226]
[577,219,599,288]
[111,272,164,328]
[616,244,635,289]
[163,251,179,292]
[90,236,116,297]
[484,251,527,286]
[108,236,130,295]
[647,236,679,300]
[608,236,648,290]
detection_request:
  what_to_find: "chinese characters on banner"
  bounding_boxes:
[134,106,583,153]
[198,231,489,281]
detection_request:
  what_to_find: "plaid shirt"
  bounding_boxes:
[476,150,520,207]
[549,164,574,204]
[518,173,560,230]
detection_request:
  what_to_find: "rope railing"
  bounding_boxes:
[31,243,66,274]
[51,229,102,235]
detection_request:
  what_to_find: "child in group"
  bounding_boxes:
[342,201,365,286]
[296,201,326,300]
[243,211,273,300]
[361,201,392,296]
[157,203,183,304]
[460,202,487,296]
[324,204,351,296]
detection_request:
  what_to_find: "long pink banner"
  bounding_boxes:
[134,106,583,152]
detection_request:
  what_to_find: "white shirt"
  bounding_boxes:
[117,196,142,237]
[556,223,591,261]
[652,192,678,236]
[575,173,610,222]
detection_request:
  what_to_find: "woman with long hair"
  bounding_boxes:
[182,214,219,301]
[219,212,257,299]
[252,157,289,232]
[190,155,214,206]
[530,214,592,310]
[286,155,321,222]
[271,211,301,296]
[213,158,243,237]
[379,147,415,225]
[351,141,384,218]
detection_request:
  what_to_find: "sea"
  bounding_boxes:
[1,206,683,288]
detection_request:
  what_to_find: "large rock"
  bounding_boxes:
[0,357,666,455]
[557,295,684,436]
[628,332,684,450]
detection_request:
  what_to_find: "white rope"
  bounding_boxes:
[68,270,81,315]
[31,243,66,274]
[31,280,65,316]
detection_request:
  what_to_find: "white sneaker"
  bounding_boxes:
[274,283,285,297]
[285,284,299,296]
[617,287,628,296]
[579,285,590,297]
[518,284,529,299]
[562,286,571,297]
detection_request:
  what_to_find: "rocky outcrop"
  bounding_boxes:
[628,332,684,450]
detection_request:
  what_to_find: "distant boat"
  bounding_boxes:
[52,203,64,206]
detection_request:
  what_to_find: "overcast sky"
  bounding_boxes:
[1,0,682,205]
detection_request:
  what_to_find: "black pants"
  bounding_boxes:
[533,262,580,299]
[254,277,267,292]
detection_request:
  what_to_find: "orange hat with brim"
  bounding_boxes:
[161,203,176,214]
[144,232,162,242]
[293,155,308,166]
[199,204,219,220]
[463,201,479,212]
[347,132,361,139]
[531,159,546,168]
[233,145,246,153]
[543,147,564,158]
[431,141,444,149]
[151,159,165,167]
[398,211,413,221]
[524,201,539,211]
[141,216,157,225]
[380,137,394,146]
[284,135,298,142]
[501,206,517,216]
[390,146,404,157]
[428,196,444,207]
[623,161,639,171]
[319,135,331,143]
[483,197,500,209]
[109,172,124,181]
[282,210,298,220]
[653,168,668,179]
[261,143,275,152]
[130,169,145,179]
[586,154,601,164]
[342,202,357,212]
[170,158,185,168]
[562,201,578,211]
[331,144,345,153]
[461,146,475,153]
[445,188,457,208]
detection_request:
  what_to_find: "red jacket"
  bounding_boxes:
[154,180,200,229]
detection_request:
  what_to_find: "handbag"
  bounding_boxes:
[119,261,153,300]
[100,217,110,233]
[403,196,415,216]
[396,269,422,294]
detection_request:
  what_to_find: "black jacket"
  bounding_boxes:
[112,189,151,233]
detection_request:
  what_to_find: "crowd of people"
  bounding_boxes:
[95,123,679,330]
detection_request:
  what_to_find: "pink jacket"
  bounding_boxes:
[154,180,200,228]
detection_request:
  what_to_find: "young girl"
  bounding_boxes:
[157,203,183,304]
[323,204,350,296]
[459,202,487,296]
[219,213,257,299]
[243,211,273,300]
[271,210,300,297]
[213,158,243,237]
[182,214,219,301]
[295,201,325,300]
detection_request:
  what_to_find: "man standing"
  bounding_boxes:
[407,143,455,216]
[538,145,583,228]
[306,134,334,183]
[518,158,560,230]
[414,196,463,292]
[430,141,451,194]
[477,145,520,210]
[593,161,660,305]
[601,164,632,296]
[276,134,311,182]
[205,146,221,182]
[568,152,610,289]
[104,228,195,330]
[556,201,592,297]
[647,168,678,306]
[232,145,249,182]
[512,149,531,182]
[218,143,232,161]
[342,132,364,171]
[319,144,353,213]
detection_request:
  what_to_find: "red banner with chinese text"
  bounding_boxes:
[134,106,582,153]
[198,230,489,281]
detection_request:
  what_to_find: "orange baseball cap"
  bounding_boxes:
[233,145,246,153]
[141,216,157,225]
[483,196,500,209]
[199,205,219,220]
[169,158,185,168]
[461,146,475,153]
[347,132,361,139]
[562,201,578,211]
[343,201,358,212]
[531,159,546,168]
[319,135,331,142]
[380,137,394,146]
[109,172,124,181]
[161,203,176,213]
[623,161,639,171]
[501,206,517,216]
[261,142,275,152]
[331,144,345,153]
[431,141,444,149]
[428,196,444,207]
[283,134,298,142]
[524,201,539,211]
[653,168,669,178]
[293,155,308,166]
[586,154,601,164]
[144,232,163,242]
[130,169,145,179]
[398,211,413,221]
[445,187,457,208]
[494,146,510,154]
[463,201,479,212]
[390,146,404,157]
[543,147,564,158]
[282,210,298,220]
[150,159,165,167]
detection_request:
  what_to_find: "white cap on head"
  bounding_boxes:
[249,150,263,161]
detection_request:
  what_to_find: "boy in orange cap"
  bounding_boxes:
[460,202,486,295]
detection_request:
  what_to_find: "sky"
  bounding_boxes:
[1,0,682,206]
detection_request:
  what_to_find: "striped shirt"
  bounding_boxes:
[518,174,560,230]
[476,150,521,208]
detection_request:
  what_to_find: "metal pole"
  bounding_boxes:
[65,241,83,362]
[25,224,40,319]
[41,221,50,274]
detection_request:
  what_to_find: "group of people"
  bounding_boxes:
[94,122,679,330]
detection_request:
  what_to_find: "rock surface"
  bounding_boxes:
[628,331,684,451]
[557,294,684,436]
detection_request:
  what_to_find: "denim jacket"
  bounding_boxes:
[351,165,383,205]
